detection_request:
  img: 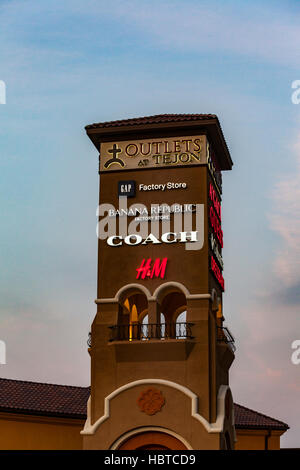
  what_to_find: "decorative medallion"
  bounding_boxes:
[137,388,165,416]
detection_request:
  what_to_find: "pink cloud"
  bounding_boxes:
[270,135,300,286]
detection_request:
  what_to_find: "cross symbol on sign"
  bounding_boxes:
[104,144,125,168]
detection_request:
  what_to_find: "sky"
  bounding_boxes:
[0,0,300,447]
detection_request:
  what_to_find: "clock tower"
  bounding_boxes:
[81,114,235,450]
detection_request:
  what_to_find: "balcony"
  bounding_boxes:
[88,324,235,355]
[217,326,236,353]
[108,322,194,342]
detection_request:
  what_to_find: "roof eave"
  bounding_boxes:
[0,407,86,420]
[85,118,233,171]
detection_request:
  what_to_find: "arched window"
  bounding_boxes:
[140,313,165,340]
[175,310,186,323]
[141,314,148,340]
[112,283,191,341]
[175,310,187,339]
[158,289,187,339]
[117,291,148,341]
[160,313,166,338]
[161,292,186,323]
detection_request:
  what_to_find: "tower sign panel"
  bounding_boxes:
[83,114,235,451]
[100,135,207,171]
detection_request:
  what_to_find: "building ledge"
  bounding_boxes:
[108,338,195,362]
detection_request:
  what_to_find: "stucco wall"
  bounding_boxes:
[0,412,84,450]
[0,412,282,450]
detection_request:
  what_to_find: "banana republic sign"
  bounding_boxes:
[100,135,207,172]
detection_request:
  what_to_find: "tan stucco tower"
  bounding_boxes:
[81,114,235,450]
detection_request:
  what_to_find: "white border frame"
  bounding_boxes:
[95,281,212,304]
[110,426,193,450]
[81,379,228,436]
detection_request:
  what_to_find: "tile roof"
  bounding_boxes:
[85,113,218,130]
[234,403,289,430]
[0,378,89,419]
[85,113,233,170]
[0,378,289,430]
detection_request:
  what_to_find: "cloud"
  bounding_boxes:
[0,0,299,447]
[277,283,300,305]
[270,135,300,288]
[266,367,282,378]
[229,132,300,447]
[229,294,299,445]
[1,0,300,68]
[86,0,300,67]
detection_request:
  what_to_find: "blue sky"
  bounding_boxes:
[0,0,300,446]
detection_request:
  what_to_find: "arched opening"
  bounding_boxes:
[115,290,148,341]
[117,431,188,450]
[160,313,166,338]
[159,288,189,339]
[161,292,186,324]
[109,283,192,342]
[175,310,187,339]
[137,444,170,450]
[139,313,165,340]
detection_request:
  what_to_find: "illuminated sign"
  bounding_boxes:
[209,176,224,284]
[118,181,136,197]
[100,135,207,172]
[107,231,199,246]
[209,180,223,248]
[139,182,187,191]
[209,183,221,220]
[207,142,222,194]
[108,204,196,218]
[211,255,225,291]
[136,258,168,280]
[210,233,223,270]
[209,206,223,248]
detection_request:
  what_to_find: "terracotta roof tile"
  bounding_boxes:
[234,403,288,430]
[0,378,89,418]
[0,378,289,430]
[85,113,218,130]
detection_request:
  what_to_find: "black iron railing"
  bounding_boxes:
[109,322,194,342]
[217,326,236,353]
